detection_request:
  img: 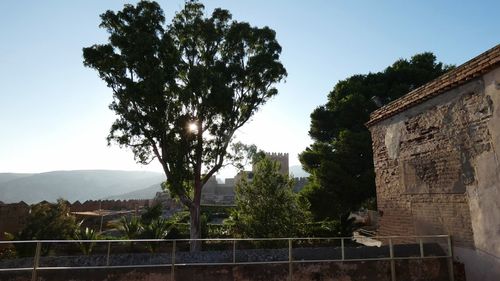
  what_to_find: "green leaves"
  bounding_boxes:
[16,199,77,241]
[120,216,143,239]
[300,53,452,220]
[231,157,311,238]
[82,2,286,229]
[74,223,100,255]
[119,214,174,252]
[9,199,78,256]
[83,1,287,244]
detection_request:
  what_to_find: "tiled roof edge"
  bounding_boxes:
[366,44,500,127]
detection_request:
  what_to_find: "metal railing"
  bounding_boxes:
[0,235,454,281]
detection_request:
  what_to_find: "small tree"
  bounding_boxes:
[231,157,311,238]
[8,199,77,256]
[83,0,286,250]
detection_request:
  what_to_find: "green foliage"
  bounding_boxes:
[0,247,16,261]
[302,221,340,238]
[142,218,171,239]
[141,203,163,225]
[230,157,311,238]
[7,199,78,256]
[206,224,233,238]
[302,215,358,239]
[166,223,190,239]
[119,212,188,251]
[142,218,172,252]
[360,197,377,210]
[82,0,286,244]
[300,53,453,220]
[74,222,100,255]
[119,216,143,239]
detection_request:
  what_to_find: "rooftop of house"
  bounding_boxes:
[366,44,500,127]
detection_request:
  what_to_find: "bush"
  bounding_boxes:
[74,224,100,255]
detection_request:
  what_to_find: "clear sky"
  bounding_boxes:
[0,0,498,179]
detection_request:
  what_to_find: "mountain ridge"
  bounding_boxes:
[0,170,165,204]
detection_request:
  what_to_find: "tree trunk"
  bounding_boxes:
[191,138,203,252]
[189,204,202,252]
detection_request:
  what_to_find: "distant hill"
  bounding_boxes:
[105,183,163,200]
[289,165,309,178]
[0,173,34,184]
[0,170,165,204]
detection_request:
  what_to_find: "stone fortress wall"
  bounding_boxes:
[0,202,29,241]
[0,199,153,241]
[0,152,308,238]
[202,151,306,204]
[367,44,500,281]
[69,199,152,212]
[264,152,289,175]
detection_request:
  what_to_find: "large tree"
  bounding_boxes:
[300,53,452,220]
[83,1,286,249]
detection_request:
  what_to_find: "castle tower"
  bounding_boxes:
[254,152,289,176]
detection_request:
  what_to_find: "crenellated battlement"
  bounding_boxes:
[292,177,308,192]
[293,177,308,182]
[265,152,289,158]
[263,151,289,176]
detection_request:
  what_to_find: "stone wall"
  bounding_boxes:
[0,259,455,281]
[0,200,152,241]
[368,64,500,280]
[70,199,152,212]
[265,152,289,176]
[0,202,29,241]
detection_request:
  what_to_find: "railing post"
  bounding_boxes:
[232,240,236,263]
[31,241,41,281]
[106,241,111,266]
[419,238,424,258]
[171,240,176,281]
[341,238,345,261]
[389,238,396,281]
[447,236,454,281]
[288,238,293,281]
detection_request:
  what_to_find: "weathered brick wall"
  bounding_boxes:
[366,44,500,127]
[368,76,492,247]
[368,45,500,280]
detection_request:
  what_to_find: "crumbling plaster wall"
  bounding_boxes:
[369,67,500,280]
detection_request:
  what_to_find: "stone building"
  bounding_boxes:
[264,152,290,175]
[201,151,304,204]
[201,176,236,205]
[366,44,500,281]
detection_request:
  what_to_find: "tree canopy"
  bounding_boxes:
[230,156,311,238]
[7,200,77,256]
[12,199,77,241]
[82,0,286,247]
[300,53,452,220]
